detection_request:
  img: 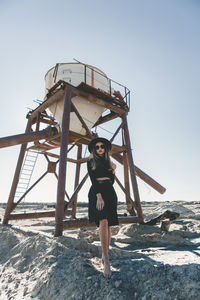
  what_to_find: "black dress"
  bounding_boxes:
[87,157,119,227]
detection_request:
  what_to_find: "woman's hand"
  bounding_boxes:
[96,194,104,210]
[112,163,116,174]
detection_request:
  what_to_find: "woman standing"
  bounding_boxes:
[87,137,118,278]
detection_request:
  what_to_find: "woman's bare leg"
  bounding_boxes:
[108,226,111,251]
[101,225,111,259]
[99,219,111,277]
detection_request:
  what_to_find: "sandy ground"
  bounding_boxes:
[0,201,200,300]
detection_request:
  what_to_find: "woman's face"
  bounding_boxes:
[95,142,105,156]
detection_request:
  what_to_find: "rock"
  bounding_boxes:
[23,287,28,296]
[47,255,57,264]
[114,280,122,288]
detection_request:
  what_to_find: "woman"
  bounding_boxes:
[87,137,118,278]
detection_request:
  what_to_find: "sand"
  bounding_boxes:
[0,201,200,300]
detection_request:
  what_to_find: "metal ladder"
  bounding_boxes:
[14,150,39,203]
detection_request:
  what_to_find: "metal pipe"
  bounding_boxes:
[115,175,136,212]
[135,167,166,194]
[28,87,65,120]
[0,126,58,149]
[71,102,93,138]
[112,152,166,194]
[122,151,136,215]
[55,88,72,237]
[122,114,144,220]
[72,145,82,218]
[66,173,89,208]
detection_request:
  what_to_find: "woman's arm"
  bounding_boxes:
[111,163,116,174]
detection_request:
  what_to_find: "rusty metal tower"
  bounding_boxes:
[1,62,166,236]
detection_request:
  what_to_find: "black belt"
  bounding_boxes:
[97,179,112,184]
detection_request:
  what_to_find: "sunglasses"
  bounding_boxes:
[95,144,105,150]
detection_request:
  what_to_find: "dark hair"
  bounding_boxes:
[89,143,112,170]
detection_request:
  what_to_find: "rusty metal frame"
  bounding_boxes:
[55,88,72,236]
[63,216,143,229]
[121,113,143,219]
[72,145,82,217]
[2,77,167,234]
[3,119,33,224]
[71,102,93,139]
[12,171,48,211]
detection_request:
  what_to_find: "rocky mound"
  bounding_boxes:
[1,220,200,300]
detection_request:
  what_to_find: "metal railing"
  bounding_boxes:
[52,60,131,109]
[82,63,130,108]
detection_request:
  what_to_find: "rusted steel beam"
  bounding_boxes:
[36,112,41,132]
[38,119,57,126]
[28,87,66,120]
[122,114,144,220]
[110,122,123,144]
[72,88,126,115]
[44,78,61,96]
[72,145,82,218]
[41,143,76,159]
[63,216,143,229]
[77,157,88,164]
[42,151,83,164]
[68,130,92,143]
[3,119,32,224]
[93,112,118,127]
[115,175,136,211]
[122,151,135,214]
[12,171,48,210]
[0,126,58,149]
[66,173,89,208]
[71,102,93,139]
[110,144,126,154]
[53,172,70,201]
[9,210,72,220]
[135,167,166,194]
[55,88,72,237]
[112,152,166,194]
[115,171,136,217]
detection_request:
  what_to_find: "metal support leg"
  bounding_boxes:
[3,119,32,224]
[72,145,82,218]
[122,114,144,221]
[123,151,136,215]
[55,88,72,237]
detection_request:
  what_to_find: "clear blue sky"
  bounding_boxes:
[0,0,199,205]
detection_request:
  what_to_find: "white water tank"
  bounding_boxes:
[44,63,110,135]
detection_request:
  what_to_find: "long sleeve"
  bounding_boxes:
[87,160,101,194]
[110,172,115,184]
